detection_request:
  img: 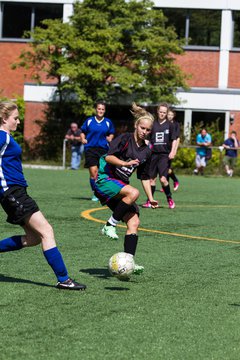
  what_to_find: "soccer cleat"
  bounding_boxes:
[56,278,86,291]
[173,181,179,191]
[168,198,175,209]
[91,194,99,201]
[133,264,144,275]
[101,225,119,240]
[141,200,151,208]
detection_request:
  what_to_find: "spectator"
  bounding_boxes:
[65,122,84,170]
[193,128,212,176]
[222,131,239,177]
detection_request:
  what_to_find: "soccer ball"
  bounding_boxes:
[108,252,135,280]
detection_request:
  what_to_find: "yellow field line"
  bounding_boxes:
[81,207,240,245]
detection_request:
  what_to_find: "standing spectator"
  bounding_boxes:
[65,122,84,170]
[142,102,177,209]
[0,101,86,291]
[193,128,212,176]
[222,131,239,177]
[81,101,115,201]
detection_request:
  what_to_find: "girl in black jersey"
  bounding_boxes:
[142,103,177,209]
[167,108,180,191]
[159,108,180,192]
[95,103,158,274]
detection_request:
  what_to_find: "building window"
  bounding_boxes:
[163,8,221,47]
[233,11,240,48]
[2,3,32,38]
[1,2,63,39]
[35,3,63,29]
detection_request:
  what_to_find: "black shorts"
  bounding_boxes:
[0,186,39,225]
[107,198,139,219]
[149,153,171,178]
[84,147,107,168]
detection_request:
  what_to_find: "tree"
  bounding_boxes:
[14,0,188,117]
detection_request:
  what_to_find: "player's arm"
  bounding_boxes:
[172,137,180,154]
[106,134,114,142]
[169,139,177,159]
[80,132,87,144]
[105,155,139,167]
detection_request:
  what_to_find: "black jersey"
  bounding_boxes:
[150,120,177,154]
[173,121,180,138]
[103,132,152,183]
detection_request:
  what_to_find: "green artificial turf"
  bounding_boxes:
[1,169,240,360]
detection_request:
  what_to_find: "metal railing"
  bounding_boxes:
[62,139,68,169]
[62,141,238,169]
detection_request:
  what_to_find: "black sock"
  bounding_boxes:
[112,200,132,222]
[163,184,172,199]
[169,171,178,182]
[151,185,156,197]
[124,234,138,256]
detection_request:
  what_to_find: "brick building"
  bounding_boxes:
[0,0,240,145]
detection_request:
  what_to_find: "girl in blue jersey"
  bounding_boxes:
[0,102,86,291]
[81,101,115,201]
[95,103,158,274]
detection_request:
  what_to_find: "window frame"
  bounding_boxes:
[0,1,63,42]
[161,7,221,49]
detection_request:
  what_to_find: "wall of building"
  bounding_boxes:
[1,1,240,147]
[176,51,219,88]
[228,52,240,88]
[0,42,29,98]
[24,102,48,144]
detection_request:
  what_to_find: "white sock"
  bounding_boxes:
[107,216,119,227]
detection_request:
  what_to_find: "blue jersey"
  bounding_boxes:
[196,133,212,156]
[224,138,239,158]
[81,116,115,150]
[0,130,27,198]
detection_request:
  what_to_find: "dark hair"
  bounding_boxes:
[157,102,169,112]
[168,107,176,115]
[95,101,106,108]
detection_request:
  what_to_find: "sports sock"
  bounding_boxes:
[163,184,172,199]
[107,218,118,227]
[43,247,69,282]
[124,234,138,256]
[0,235,23,252]
[90,178,96,191]
[169,171,178,182]
[151,185,156,197]
[110,200,132,223]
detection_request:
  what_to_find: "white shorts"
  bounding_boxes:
[196,154,206,168]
